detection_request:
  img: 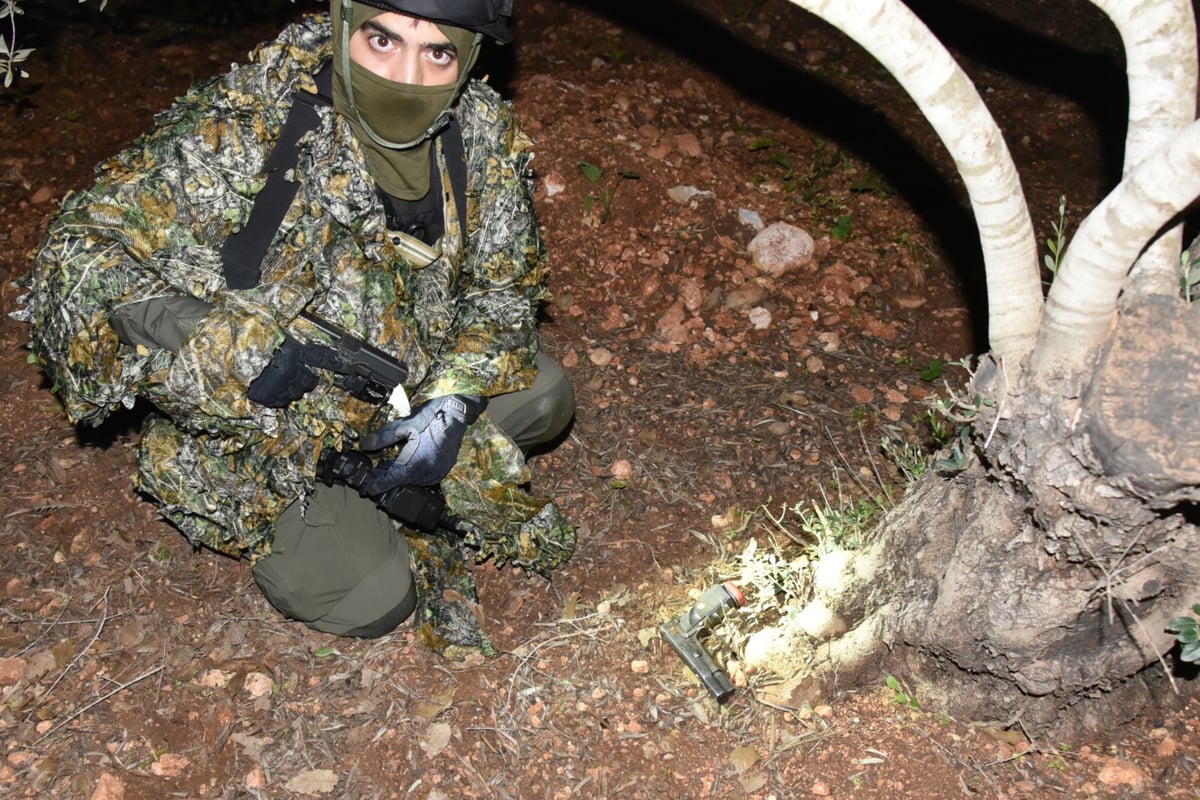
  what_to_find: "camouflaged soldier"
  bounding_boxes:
[17,0,576,658]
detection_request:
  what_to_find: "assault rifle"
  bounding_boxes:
[298,311,448,532]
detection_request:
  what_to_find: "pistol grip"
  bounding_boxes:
[660,620,736,703]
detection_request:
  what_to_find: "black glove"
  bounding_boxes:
[247,336,320,408]
[359,394,486,494]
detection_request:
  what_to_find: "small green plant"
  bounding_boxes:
[1043,194,1068,280]
[2,0,110,87]
[800,140,845,201]
[735,537,810,612]
[923,363,995,473]
[920,406,954,449]
[885,674,919,708]
[919,358,945,382]
[935,423,972,473]
[881,435,928,482]
[1166,603,1200,662]
[1179,249,1200,302]
[831,214,853,241]
[604,36,628,64]
[1,1,34,88]
[747,138,799,192]
[578,161,638,225]
[766,496,879,554]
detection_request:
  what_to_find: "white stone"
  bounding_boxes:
[747,222,815,277]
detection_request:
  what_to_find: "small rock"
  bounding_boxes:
[738,209,765,230]
[0,657,26,686]
[748,222,815,277]
[895,293,927,309]
[674,133,703,157]
[734,208,763,230]
[199,669,233,689]
[588,348,614,366]
[245,766,266,790]
[243,672,273,699]
[680,279,705,312]
[89,772,125,800]
[285,768,339,795]
[725,286,767,309]
[1155,736,1178,758]
[631,659,650,674]
[149,754,190,778]
[748,306,773,330]
[30,185,55,205]
[667,185,714,204]
[850,385,874,403]
[1097,758,1146,792]
[541,172,566,198]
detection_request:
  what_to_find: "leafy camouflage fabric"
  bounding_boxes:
[15,15,574,653]
[407,529,499,660]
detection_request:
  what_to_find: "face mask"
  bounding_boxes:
[331,0,481,199]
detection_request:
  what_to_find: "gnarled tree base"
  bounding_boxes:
[755,464,1197,741]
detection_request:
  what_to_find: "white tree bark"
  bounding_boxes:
[1089,0,1197,296]
[784,0,1043,365]
[1032,119,1200,377]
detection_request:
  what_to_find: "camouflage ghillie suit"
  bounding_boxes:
[16,15,574,656]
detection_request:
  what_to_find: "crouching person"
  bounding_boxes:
[17,0,575,658]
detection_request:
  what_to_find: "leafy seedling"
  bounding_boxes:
[885,674,919,708]
[1166,603,1200,662]
[579,161,639,224]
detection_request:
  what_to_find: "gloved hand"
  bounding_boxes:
[246,335,320,408]
[359,394,486,494]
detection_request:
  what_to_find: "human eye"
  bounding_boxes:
[428,46,456,67]
[368,32,395,53]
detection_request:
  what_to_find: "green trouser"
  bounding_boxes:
[252,351,574,637]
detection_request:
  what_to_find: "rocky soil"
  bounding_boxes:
[0,0,1197,798]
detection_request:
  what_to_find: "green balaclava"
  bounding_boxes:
[331,0,481,199]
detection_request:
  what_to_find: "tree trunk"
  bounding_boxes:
[781,296,1200,739]
[786,0,1043,365]
[1091,0,1197,296]
[765,0,1200,741]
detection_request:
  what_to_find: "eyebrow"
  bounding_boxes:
[361,20,456,52]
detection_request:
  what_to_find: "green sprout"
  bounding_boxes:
[1043,195,1068,280]
[578,161,639,224]
[1166,603,1200,662]
[885,674,919,708]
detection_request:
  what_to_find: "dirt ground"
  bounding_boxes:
[1,0,1198,798]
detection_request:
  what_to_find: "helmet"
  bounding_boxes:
[353,0,514,43]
